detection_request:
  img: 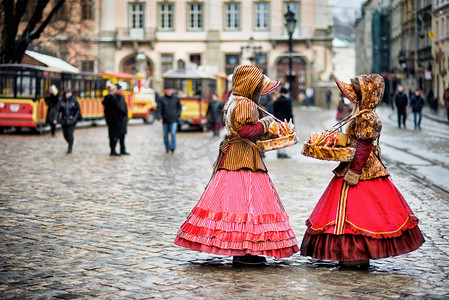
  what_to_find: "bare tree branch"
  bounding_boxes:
[29,0,65,40]
[14,0,29,25]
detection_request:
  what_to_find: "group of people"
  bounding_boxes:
[45,86,82,153]
[45,83,129,155]
[392,85,439,130]
[174,65,424,268]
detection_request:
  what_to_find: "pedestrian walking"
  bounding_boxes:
[206,93,222,137]
[427,90,438,113]
[273,86,294,158]
[102,85,121,156]
[174,65,299,265]
[44,85,60,137]
[157,83,182,153]
[326,89,332,109]
[393,85,409,128]
[115,84,130,155]
[410,89,425,130]
[58,89,81,153]
[445,87,449,122]
[300,74,424,269]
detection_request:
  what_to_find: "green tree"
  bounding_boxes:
[0,0,66,64]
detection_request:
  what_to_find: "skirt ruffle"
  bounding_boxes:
[301,176,425,261]
[174,169,299,258]
[300,226,425,261]
[306,176,420,238]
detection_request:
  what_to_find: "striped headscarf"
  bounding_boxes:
[231,65,264,100]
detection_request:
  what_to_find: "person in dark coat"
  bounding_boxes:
[393,85,409,128]
[45,85,60,137]
[206,93,223,137]
[259,93,274,114]
[58,89,81,153]
[273,87,294,159]
[326,89,332,109]
[157,83,182,153]
[102,85,121,155]
[115,84,130,155]
[410,89,425,130]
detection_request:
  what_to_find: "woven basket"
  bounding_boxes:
[301,142,355,162]
[256,132,299,152]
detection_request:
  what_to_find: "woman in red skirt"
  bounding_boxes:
[175,65,299,264]
[300,74,424,268]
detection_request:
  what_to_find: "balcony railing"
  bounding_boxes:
[115,27,155,41]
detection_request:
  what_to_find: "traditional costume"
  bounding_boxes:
[175,65,299,263]
[300,74,424,266]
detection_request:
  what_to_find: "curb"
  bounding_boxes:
[422,112,449,125]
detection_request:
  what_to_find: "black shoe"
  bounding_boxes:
[233,254,267,266]
[67,149,72,154]
[110,152,120,156]
[277,153,291,159]
[170,149,175,153]
[121,152,130,155]
[339,260,370,270]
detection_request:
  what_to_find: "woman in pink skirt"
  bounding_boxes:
[174,65,299,264]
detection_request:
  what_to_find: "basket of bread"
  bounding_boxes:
[301,130,355,162]
[256,120,299,152]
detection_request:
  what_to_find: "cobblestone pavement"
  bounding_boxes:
[1,106,449,299]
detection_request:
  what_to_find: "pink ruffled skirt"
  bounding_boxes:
[174,169,299,258]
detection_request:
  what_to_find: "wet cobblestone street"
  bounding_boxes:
[1,106,449,299]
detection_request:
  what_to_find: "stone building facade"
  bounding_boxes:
[433,0,449,105]
[97,0,334,101]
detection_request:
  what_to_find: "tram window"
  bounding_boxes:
[0,76,14,97]
[86,80,92,97]
[80,79,86,97]
[96,80,103,97]
[17,75,36,98]
[117,81,128,91]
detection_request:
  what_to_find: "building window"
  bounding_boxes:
[81,60,94,73]
[190,54,201,65]
[188,3,203,30]
[447,16,449,37]
[81,0,95,20]
[225,54,240,74]
[254,3,269,30]
[159,3,174,30]
[161,54,174,74]
[225,3,240,30]
[436,20,439,39]
[129,2,145,29]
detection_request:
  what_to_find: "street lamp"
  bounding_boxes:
[240,37,262,65]
[284,8,297,94]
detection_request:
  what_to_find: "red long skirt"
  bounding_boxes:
[175,169,299,258]
[300,176,424,261]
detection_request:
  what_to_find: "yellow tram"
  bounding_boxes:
[163,68,225,130]
[0,64,104,132]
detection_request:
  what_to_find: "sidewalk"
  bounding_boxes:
[422,106,449,124]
